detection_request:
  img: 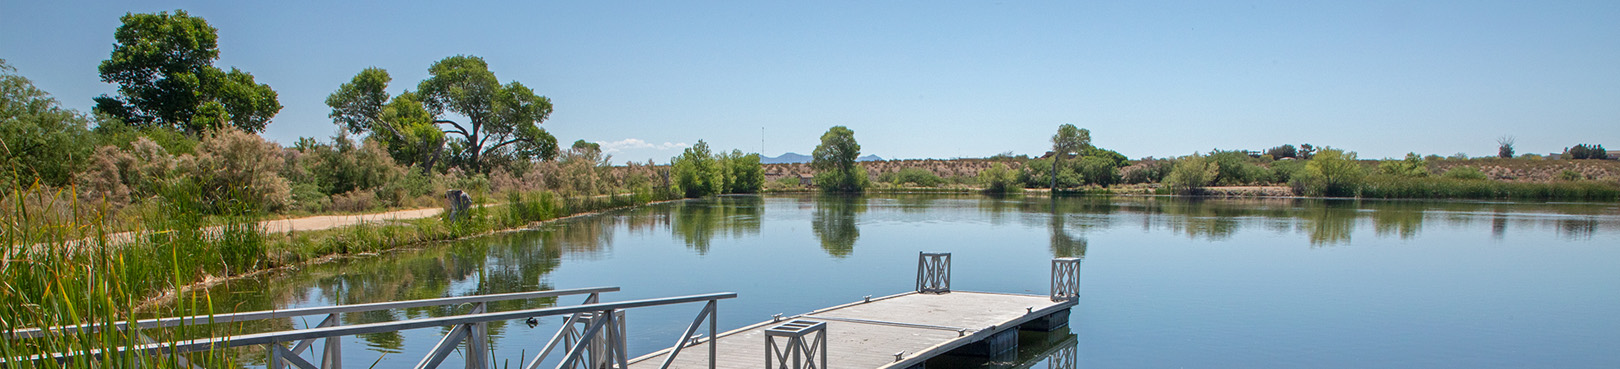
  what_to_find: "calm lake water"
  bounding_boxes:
[205,194,1620,368]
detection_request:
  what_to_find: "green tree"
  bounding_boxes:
[812,126,867,193]
[1049,124,1090,190]
[418,55,558,172]
[1291,147,1364,197]
[671,140,723,198]
[94,10,280,134]
[1163,153,1217,195]
[722,149,764,194]
[978,162,1021,193]
[326,68,446,172]
[0,60,94,188]
[1377,153,1429,177]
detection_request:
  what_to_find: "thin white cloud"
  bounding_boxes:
[597,138,689,153]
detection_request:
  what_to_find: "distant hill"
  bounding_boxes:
[761,152,883,164]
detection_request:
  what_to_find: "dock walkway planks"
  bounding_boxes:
[628,291,1077,369]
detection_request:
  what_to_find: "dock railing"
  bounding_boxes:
[1050,257,1082,301]
[916,252,951,293]
[7,287,737,369]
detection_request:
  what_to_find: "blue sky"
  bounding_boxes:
[4,1,1617,163]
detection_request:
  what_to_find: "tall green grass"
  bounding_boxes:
[2,181,245,367]
[1360,175,1620,201]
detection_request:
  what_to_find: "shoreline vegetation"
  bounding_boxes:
[3,9,1619,366]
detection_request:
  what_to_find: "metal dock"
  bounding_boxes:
[630,253,1082,369]
[5,252,1081,369]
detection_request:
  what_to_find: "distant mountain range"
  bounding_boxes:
[761,152,883,164]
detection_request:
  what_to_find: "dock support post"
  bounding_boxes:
[1050,257,1081,301]
[917,252,951,294]
[765,320,827,369]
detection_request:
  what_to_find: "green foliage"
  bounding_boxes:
[327,69,445,170]
[1360,175,1619,201]
[1497,136,1515,158]
[293,135,404,198]
[1557,170,1586,181]
[1163,153,1217,195]
[671,140,724,197]
[812,126,866,193]
[1020,157,1082,189]
[880,167,945,187]
[1207,150,1272,185]
[0,60,93,189]
[1075,156,1122,187]
[418,55,558,172]
[1047,124,1091,190]
[1290,147,1364,197]
[1377,153,1429,177]
[1265,144,1298,159]
[721,149,764,193]
[1567,144,1609,160]
[1268,158,1307,183]
[1122,158,1173,184]
[1441,166,1488,180]
[978,162,1022,193]
[94,10,280,134]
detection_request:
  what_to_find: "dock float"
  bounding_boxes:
[629,253,1082,369]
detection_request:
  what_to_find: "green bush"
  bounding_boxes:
[1163,153,1217,195]
[1076,156,1122,187]
[722,149,764,193]
[978,162,1021,193]
[1208,150,1271,185]
[882,167,946,187]
[1377,153,1429,177]
[1441,166,1488,180]
[1557,170,1586,181]
[1290,147,1364,197]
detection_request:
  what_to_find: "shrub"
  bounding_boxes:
[1208,150,1270,185]
[1076,156,1122,187]
[1377,153,1429,177]
[330,189,378,212]
[1269,158,1307,184]
[1441,166,1488,180]
[177,128,292,212]
[1265,144,1298,159]
[1163,153,1217,195]
[1121,158,1173,184]
[978,162,1021,193]
[1021,157,1082,189]
[1290,147,1363,197]
[1557,170,1586,181]
[883,167,945,187]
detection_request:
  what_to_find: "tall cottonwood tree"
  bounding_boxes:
[1049,124,1090,190]
[326,68,444,172]
[94,10,280,134]
[418,55,557,172]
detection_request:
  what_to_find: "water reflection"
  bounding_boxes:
[927,328,1079,369]
[185,194,1619,367]
[813,194,865,257]
[670,196,762,253]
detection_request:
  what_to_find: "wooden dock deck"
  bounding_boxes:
[627,290,1077,369]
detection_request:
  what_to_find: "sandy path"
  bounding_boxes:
[258,207,444,233]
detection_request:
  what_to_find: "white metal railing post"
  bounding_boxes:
[1050,257,1082,301]
[765,320,826,369]
[917,252,951,293]
[468,302,489,369]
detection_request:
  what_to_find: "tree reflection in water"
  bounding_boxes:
[670,195,762,254]
[813,194,865,257]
